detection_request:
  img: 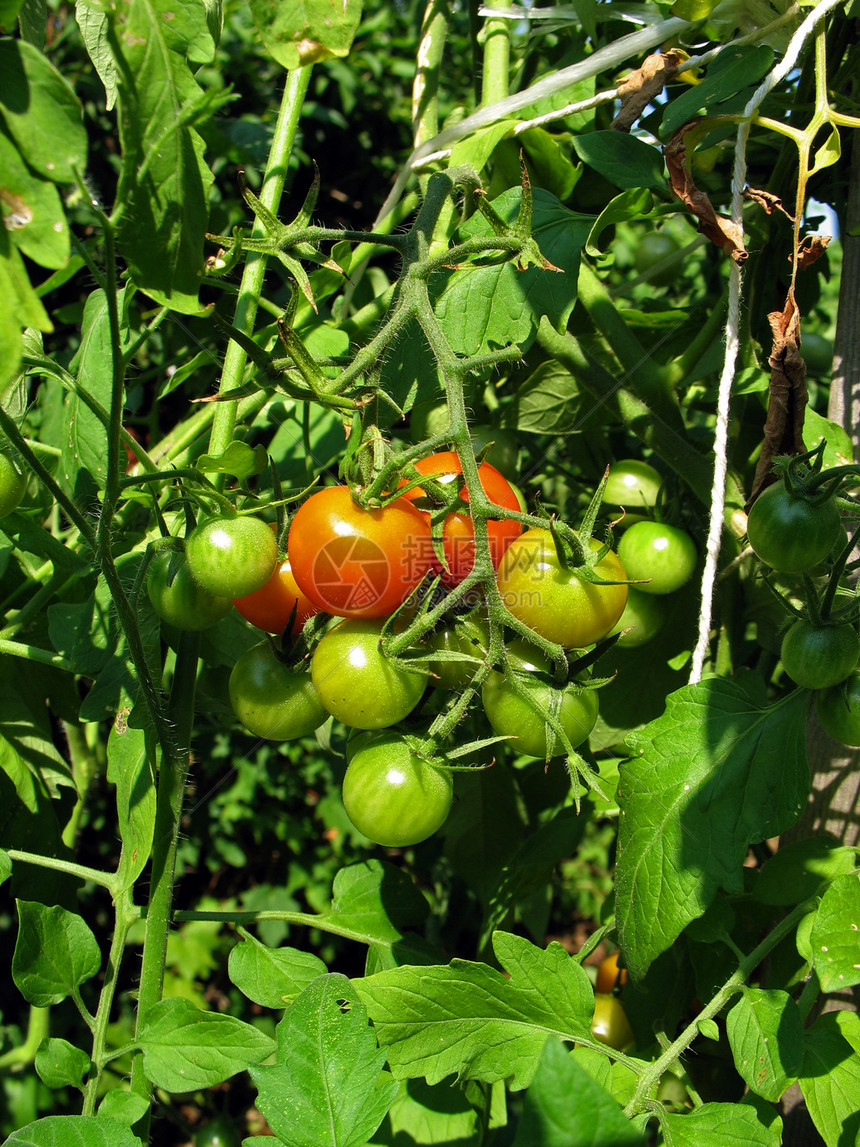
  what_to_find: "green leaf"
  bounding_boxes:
[809,124,841,176]
[500,360,585,435]
[483,805,589,941]
[313,860,429,946]
[660,1101,782,1145]
[111,0,219,312]
[726,989,803,1101]
[434,187,591,356]
[660,45,774,140]
[96,1089,150,1126]
[228,929,327,1008]
[107,722,155,888]
[511,1037,647,1146]
[249,0,363,69]
[3,1115,143,1145]
[586,188,654,258]
[75,0,118,111]
[750,835,856,907]
[12,900,102,1006]
[196,441,269,480]
[17,0,45,46]
[615,679,809,979]
[369,1076,481,1146]
[0,127,69,268]
[810,872,860,992]
[35,1037,91,1090]
[0,0,25,28]
[136,997,275,1090]
[0,849,11,885]
[572,131,665,190]
[62,287,127,499]
[804,406,853,472]
[0,39,88,181]
[356,931,594,1090]
[250,973,397,1147]
[0,230,52,394]
[798,1011,860,1147]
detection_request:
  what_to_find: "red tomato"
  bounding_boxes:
[287,486,433,619]
[399,451,522,584]
[232,558,319,635]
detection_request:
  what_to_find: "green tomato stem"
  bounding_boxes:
[622,897,816,1118]
[210,66,313,465]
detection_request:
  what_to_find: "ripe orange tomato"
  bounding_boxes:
[232,558,319,635]
[399,451,522,584]
[287,486,433,619]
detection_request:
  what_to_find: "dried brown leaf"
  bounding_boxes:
[664,125,748,263]
[744,187,795,221]
[748,290,808,503]
[795,234,832,269]
[612,51,686,133]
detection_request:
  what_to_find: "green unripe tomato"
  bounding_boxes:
[148,551,232,631]
[409,400,450,442]
[608,586,666,647]
[800,332,833,376]
[195,1118,240,1147]
[427,618,489,689]
[229,642,328,740]
[816,672,860,746]
[186,515,279,599]
[482,639,599,758]
[634,232,682,286]
[470,425,520,480]
[591,994,634,1050]
[781,620,860,691]
[617,521,697,595]
[342,734,453,846]
[603,460,663,509]
[0,454,27,517]
[311,619,427,729]
[747,484,842,574]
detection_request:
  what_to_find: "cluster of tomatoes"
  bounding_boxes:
[746,477,860,743]
[147,450,635,846]
[599,460,698,648]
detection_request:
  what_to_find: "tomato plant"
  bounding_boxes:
[288,486,432,618]
[482,639,599,758]
[232,558,318,635]
[186,514,279,599]
[228,641,328,741]
[311,619,427,729]
[602,460,663,509]
[341,733,453,846]
[497,530,628,649]
[399,451,522,584]
[6,3,860,1144]
[617,521,697,595]
[607,586,666,647]
[746,483,843,573]
[147,550,231,631]
[816,672,860,746]
[0,453,26,517]
[781,620,860,691]
[591,994,634,1050]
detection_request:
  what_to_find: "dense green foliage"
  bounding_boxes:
[1,0,860,1144]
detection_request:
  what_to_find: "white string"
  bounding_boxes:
[688,0,844,683]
